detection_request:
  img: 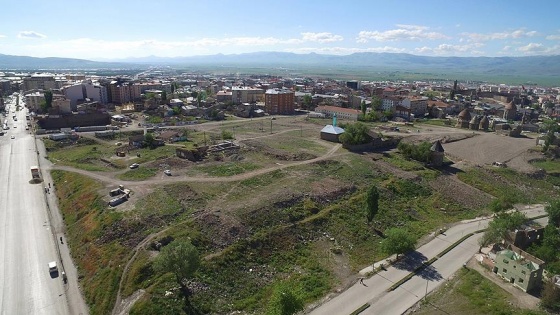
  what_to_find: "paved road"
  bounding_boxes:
[308,205,547,315]
[0,101,70,314]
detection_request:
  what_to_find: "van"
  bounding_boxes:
[48,261,58,274]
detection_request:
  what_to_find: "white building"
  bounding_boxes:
[84,82,108,105]
[25,91,44,111]
[63,84,85,107]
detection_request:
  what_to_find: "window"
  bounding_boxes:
[503,268,508,273]
[521,270,526,275]
[503,259,509,264]
[518,278,524,283]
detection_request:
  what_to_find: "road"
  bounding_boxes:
[0,99,70,315]
[308,205,547,315]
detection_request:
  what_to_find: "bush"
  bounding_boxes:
[339,122,372,145]
[397,141,432,163]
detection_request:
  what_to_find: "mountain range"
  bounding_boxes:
[1,52,559,83]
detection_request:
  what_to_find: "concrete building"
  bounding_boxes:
[23,74,56,92]
[63,84,85,107]
[232,87,264,104]
[109,82,131,105]
[52,97,72,114]
[25,91,45,112]
[402,96,428,118]
[494,245,544,293]
[84,82,108,105]
[315,105,360,121]
[265,88,294,115]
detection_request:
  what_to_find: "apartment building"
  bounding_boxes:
[63,84,85,107]
[84,82,108,105]
[232,87,264,104]
[265,88,294,115]
[23,74,56,92]
[109,82,131,104]
[494,245,544,293]
[25,91,45,111]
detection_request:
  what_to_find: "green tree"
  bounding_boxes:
[361,101,367,116]
[265,283,304,315]
[365,185,379,223]
[338,122,371,145]
[380,228,416,259]
[154,240,200,312]
[302,94,312,110]
[371,95,382,111]
[542,119,559,152]
[161,90,167,102]
[541,278,560,312]
[397,141,432,163]
[144,132,155,149]
[546,200,560,227]
[44,89,53,108]
[478,212,527,251]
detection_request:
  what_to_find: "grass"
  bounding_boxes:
[531,158,560,174]
[194,161,260,177]
[413,269,546,315]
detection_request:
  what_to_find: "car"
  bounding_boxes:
[129,163,140,169]
[13,125,16,128]
[48,261,58,274]
[11,135,15,139]
[164,170,171,176]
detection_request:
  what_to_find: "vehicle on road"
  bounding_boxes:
[30,166,40,178]
[164,169,171,176]
[129,163,140,169]
[11,135,15,139]
[48,261,58,274]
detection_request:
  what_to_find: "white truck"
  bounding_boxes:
[31,166,40,179]
[48,261,58,274]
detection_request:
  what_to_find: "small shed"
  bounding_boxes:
[320,125,345,142]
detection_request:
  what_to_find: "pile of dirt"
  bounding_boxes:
[193,212,248,250]
[428,173,493,210]
[241,139,317,161]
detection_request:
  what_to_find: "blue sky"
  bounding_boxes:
[1,0,559,60]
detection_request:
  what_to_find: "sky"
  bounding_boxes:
[1,0,560,60]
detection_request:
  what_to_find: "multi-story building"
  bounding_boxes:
[402,96,428,118]
[52,96,72,114]
[265,88,294,115]
[109,82,131,105]
[381,96,404,112]
[494,245,544,293]
[84,82,108,105]
[25,91,45,112]
[23,74,56,92]
[315,105,360,121]
[63,84,85,107]
[232,87,264,104]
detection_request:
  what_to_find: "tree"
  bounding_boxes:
[338,122,372,145]
[380,228,416,259]
[365,185,379,223]
[361,101,367,116]
[265,283,304,315]
[397,141,431,163]
[44,89,53,109]
[542,119,559,152]
[478,212,527,250]
[371,95,382,111]
[161,90,167,102]
[154,240,200,312]
[546,200,560,227]
[144,132,155,149]
[302,94,313,110]
[541,277,560,312]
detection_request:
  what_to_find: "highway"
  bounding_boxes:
[0,97,70,315]
[308,205,547,315]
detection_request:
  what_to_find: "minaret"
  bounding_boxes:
[333,113,337,127]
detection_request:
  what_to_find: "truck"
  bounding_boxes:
[31,166,40,179]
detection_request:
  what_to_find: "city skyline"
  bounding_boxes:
[1,0,560,60]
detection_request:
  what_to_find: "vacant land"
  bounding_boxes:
[47,116,560,315]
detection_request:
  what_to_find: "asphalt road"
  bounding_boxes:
[0,101,70,315]
[308,205,547,315]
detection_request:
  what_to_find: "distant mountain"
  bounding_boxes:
[1,52,559,83]
[0,53,139,70]
[113,51,560,77]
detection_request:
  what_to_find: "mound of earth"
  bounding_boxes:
[241,139,317,161]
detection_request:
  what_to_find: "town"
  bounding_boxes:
[1,65,560,315]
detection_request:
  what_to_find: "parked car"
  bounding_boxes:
[129,163,140,169]
[164,169,171,176]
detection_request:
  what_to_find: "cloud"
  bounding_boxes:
[18,31,46,39]
[301,32,343,43]
[546,32,560,40]
[356,25,449,43]
[414,43,484,55]
[517,42,546,52]
[462,29,538,42]
[288,46,406,55]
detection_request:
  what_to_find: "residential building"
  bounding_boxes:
[23,74,56,92]
[52,96,71,114]
[494,244,544,293]
[63,84,85,107]
[402,96,428,118]
[381,96,404,112]
[84,82,108,105]
[25,91,45,112]
[109,82,131,105]
[265,88,294,115]
[315,105,360,121]
[232,87,264,104]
